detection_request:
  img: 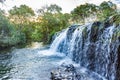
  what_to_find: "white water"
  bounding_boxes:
[50,29,68,52]
[69,26,85,58]
[95,25,115,79]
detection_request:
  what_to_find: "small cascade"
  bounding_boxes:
[69,25,86,58]
[49,29,68,52]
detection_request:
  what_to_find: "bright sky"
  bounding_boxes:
[0,0,119,13]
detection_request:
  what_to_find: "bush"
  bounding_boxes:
[0,12,26,48]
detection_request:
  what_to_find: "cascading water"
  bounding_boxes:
[53,22,120,80]
[0,21,120,80]
[50,29,68,52]
[69,25,86,59]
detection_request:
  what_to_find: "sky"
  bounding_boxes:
[0,0,119,13]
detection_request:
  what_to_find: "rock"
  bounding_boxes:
[67,24,80,40]
[90,21,101,42]
[50,63,102,80]
[50,63,106,80]
[50,64,78,80]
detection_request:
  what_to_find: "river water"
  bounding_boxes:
[0,48,67,80]
[0,29,72,80]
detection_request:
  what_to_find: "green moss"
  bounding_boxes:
[90,25,99,42]
[112,28,120,42]
[109,14,120,26]
[82,27,88,39]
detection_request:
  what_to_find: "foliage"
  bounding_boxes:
[106,13,120,26]
[41,13,70,43]
[9,5,35,27]
[8,5,35,42]
[37,4,62,15]
[8,4,70,44]
[71,1,117,23]
[0,11,25,47]
[37,4,70,44]
[99,1,117,20]
[9,5,35,17]
[47,4,62,13]
[71,3,98,23]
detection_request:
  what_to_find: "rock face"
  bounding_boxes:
[51,64,76,80]
[52,19,120,80]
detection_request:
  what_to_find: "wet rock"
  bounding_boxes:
[104,19,113,28]
[67,24,80,41]
[90,21,101,42]
[116,44,120,80]
[50,63,105,80]
[50,64,78,80]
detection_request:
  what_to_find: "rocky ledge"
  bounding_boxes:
[50,63,106,80]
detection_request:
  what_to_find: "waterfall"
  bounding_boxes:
[50,29,68,52]
[50,22,120,80]
[1,21,120,80]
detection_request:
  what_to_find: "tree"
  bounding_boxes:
[9,5,35,25]
[71,3,98,23]
[0,9,5,14]
[9,5,35,42]
[99,1,117,20]
[0,11,25,48]
[9,5,35,16]
[37,4,70,44]
[9,5,35,26]
[37,4,62,15]
[71,1,117,23]
[47,4,62,13]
